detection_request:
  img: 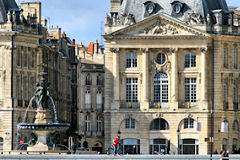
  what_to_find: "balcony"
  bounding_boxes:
[233,102,238,110]
[223,102,228,110]
[120,101,139,109]
[96,131,103,137]
[178,101,197,109]
[149,101,169,109]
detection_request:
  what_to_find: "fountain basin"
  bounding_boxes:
[18,123,70,131]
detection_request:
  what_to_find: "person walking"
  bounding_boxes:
[221,149,229,160]
[112,136,120,155]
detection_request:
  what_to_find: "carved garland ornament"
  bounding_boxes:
[140,19,179,35]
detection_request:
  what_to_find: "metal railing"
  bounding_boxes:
[0,154,240,160]
[120,101,140,109]
[149,101,169,109]
[178,101,197,109]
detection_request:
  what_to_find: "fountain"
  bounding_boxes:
[18,72,70,152]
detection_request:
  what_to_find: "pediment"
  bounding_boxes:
[105,13,208,38]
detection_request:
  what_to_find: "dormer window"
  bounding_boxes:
[144,1,161,17]
[171,1,184,16]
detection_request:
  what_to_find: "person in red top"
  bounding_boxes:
[112,136,120,155]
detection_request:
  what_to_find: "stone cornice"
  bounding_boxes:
[104,13,209,39]
[105,35,208,40]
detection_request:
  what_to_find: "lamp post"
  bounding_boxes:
[177,129,180,154]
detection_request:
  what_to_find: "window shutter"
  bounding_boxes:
[194,122,201,132]
[221,121,228,132]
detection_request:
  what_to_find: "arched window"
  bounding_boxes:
[222,138,228,150]
[125,118,135,129]
[232,139,238,152]
[183,118,194,129]
[0,137,3,150]
[85,90,91,109]
[150,118,169,130]
[86,75,92,85]
[153,72,169,107]
[232,120,239,131]
[221,120,229,133]
[96,90,103,108]
[97,75,103,85]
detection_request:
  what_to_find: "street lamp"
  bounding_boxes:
[177,129,180,154]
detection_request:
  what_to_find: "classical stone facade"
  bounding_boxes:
[0,1,75,151]
[104,0,240,155]
[76,41,105,153]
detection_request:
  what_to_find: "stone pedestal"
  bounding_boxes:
[34,109,53,123]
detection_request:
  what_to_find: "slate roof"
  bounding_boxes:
[0,0,18,23]
[120,0,229,23]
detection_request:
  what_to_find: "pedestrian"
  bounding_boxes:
[112,136,120,155]
[221,149,229,160]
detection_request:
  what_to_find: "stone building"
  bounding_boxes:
[76,40,105,153]
[104,0,240,155]
[0,1,75,151]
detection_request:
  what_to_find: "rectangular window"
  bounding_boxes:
[85,116,91,132]
[125,118,135,129]
[184,118,194,129]
[86,75,92,85]
[223,47,228,68]
[233,47,237,69]
[17,49,21,66]
[185,53,196,68]
[184,78,197,103]
[97,116,102,132]
[233,80,237,103]
[126,53,137,68]
[97,75,103,85]
[126,78,138,103]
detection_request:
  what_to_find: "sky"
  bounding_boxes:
[17,0,239,46]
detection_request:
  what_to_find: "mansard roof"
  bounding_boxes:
[120,0,229,24]
[0,0,18,23]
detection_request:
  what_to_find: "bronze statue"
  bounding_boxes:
[35,72,51,110]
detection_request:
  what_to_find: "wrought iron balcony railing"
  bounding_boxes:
[120,101,140,109]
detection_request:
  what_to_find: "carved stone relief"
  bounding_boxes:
[140,19,179,35]
[186,12,204,25]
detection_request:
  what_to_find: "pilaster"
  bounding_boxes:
[200,47,208,109]
[110,48,120,110]
[171,48,178,110]
[141,48,149,110]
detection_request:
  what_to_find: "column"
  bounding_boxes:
[141,48,149,110]
[200,47,207,102]
[111,48,120,108]
[171,48,178,109]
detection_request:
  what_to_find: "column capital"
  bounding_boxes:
[140,48,149,53]
[170,48,178,53]
[200,47,208,53]
[110,48,120,53]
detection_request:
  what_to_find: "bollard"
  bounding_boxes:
[9,151,11,154]
[27,152,29,154]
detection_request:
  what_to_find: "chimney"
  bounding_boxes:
[94,40,99,54]
[88,42,94,54]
